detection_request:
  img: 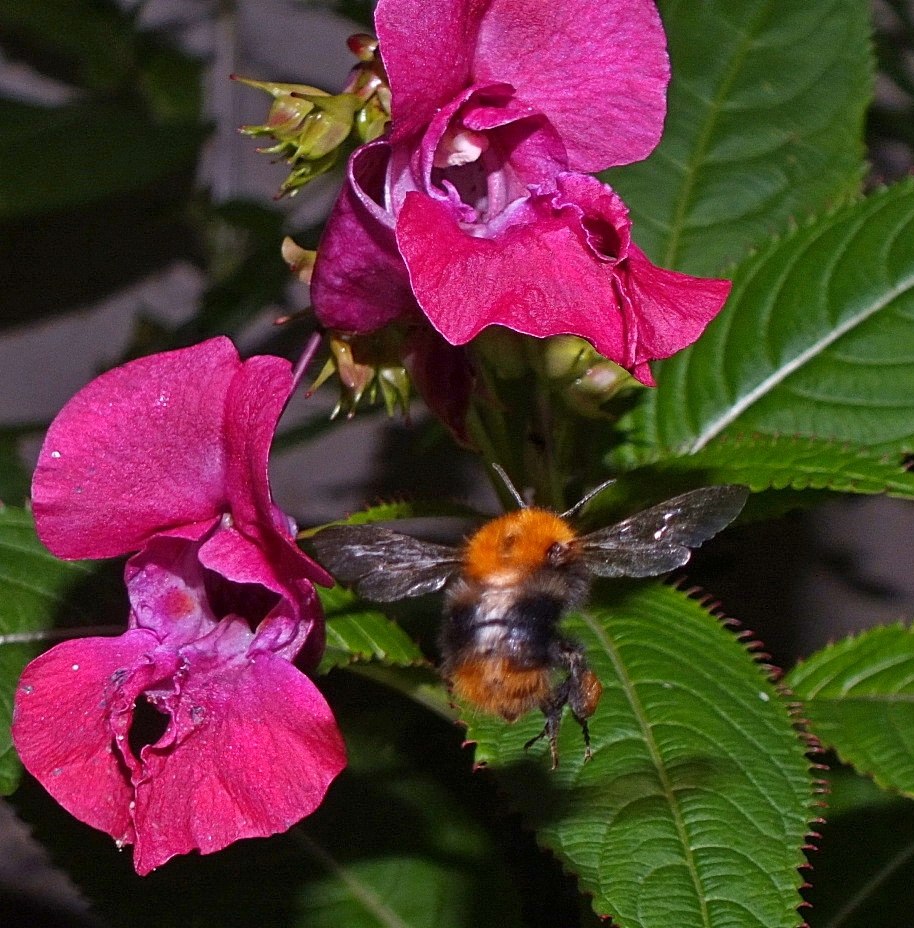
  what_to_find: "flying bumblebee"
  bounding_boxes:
[313,479,749,767]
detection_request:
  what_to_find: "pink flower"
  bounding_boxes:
[310,0,731,384]
[14,338,345,873]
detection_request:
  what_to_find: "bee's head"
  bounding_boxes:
[463,508,579,584]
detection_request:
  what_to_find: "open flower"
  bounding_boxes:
[14,338,345,872]
[310,0,731,384]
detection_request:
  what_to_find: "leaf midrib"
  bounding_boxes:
[293,831,413,928]
[582,609,712,928]
[661,2,771,268]
[689,267,914,452]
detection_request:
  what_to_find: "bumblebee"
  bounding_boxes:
[313,481,748,767]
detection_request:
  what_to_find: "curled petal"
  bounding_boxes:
[12,632,159,846]
[619,244,733,382]
[224,354,295,538]
[131,639,346,874]
[311,143,417,331]
[223,354,333,587]
[32,339,240,559]
[395,173,730,382]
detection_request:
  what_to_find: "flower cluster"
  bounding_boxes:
[14,0,735,875]
[13,339,346,874]
[310,0,732,385]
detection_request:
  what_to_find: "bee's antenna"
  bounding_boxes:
[560,476,617,519]
[491,463,527,509]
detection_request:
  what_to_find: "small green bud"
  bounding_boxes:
[310,332,411,420]
[235,33,391,197]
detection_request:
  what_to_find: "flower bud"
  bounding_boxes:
[281,236,317,284]
[235,34,390,196]
[310,331,410,419]
[543,336,641,416]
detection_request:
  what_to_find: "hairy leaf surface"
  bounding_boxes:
[586,436,914,530]
[318,586,426,673]
[465,584,812,927]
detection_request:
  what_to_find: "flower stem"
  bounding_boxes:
[465,400,522,513]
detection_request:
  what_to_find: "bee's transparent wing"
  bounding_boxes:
[312,525,462,601]
[580,485,749,578]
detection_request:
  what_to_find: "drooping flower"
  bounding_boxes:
[14,338,346,873]
[310,0,732,385]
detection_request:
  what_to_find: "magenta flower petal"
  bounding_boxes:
[21,337,345,873]
[472,0,669,170]
[375,0,478,141]
[32,339,239,559]
[395,173,730,382]
[12,631,158,846]
[32,336,330,587]
[619,243,734,379]
[15,533,345,875]
[131,634,345,874]
[376,0,669,170]
[311,143,417,331]
[222,352,333,587]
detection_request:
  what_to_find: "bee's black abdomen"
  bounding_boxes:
[440,577,570,670]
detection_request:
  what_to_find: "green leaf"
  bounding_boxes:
[584,435,914,530]
[465,584,813,927]
[615,180,914,467]
[0,506,93,795]
[318,586,426,673]
[787,624,914,798]
[607,0,872,275]
[300,499,485,539]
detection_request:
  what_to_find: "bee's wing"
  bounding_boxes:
[580,485,749,578]
[311,525,462,601]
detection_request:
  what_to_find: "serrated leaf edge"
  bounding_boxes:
[460,581,820,928]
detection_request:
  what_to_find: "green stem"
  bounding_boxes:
[523,340,567,511]
[465,406,518,512]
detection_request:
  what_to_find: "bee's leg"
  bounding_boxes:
[524,680,569,770]
[550,637,603,763]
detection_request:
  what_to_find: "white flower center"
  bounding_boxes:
[433,127,489,169]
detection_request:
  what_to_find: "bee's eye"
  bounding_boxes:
[546,542,567,566]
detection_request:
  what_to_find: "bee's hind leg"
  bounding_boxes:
[554,637,604,763]
[524,680,570,770]
[524,638,603,769]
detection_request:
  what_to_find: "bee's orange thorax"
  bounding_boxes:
[449,656,552,721]
[462,508,576,584]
